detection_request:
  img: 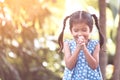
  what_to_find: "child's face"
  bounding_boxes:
[71,22,91,43]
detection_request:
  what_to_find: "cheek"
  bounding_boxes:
[71,31,76,36]
[84,33,90,40]
[71,32,78,39]
[73,34,78,39]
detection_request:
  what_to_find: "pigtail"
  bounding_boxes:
[58,16,70,52]
[91,14,104,48]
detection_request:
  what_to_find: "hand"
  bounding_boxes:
[76,36,86,49]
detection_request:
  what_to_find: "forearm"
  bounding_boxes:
[83,48,98,69]
[65,46,81,70]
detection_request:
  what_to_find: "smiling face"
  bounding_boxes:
[71,22,91,43]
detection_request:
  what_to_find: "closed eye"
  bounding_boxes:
[82,28,87,32]
[74,29,79,32]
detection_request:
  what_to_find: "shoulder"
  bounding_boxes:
[64,39,76,45]
[87,39,99,50]
[86,40,100,55]
[64,39,76,51]
[89,39,99,43]
[88,39,99,46]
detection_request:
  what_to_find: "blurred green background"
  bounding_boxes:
[0,0,119,80]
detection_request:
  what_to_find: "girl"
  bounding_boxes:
[58,11,104,80]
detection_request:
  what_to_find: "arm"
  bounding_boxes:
[63,41,81,70]
[82,43,100,70]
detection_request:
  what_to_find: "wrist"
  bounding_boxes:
[83,46,87,52]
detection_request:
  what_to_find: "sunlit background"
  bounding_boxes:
[0,0,120,80]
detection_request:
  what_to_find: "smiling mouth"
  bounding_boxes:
[78,36,84,39]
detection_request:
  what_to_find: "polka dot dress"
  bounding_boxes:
[63,39,103,80]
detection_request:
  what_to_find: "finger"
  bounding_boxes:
[81,43,85,46]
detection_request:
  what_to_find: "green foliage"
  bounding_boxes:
[0,0,119,80]
[0,0,65,80]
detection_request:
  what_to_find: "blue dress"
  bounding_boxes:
[63,39,103,80]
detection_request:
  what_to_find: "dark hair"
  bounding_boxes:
[58,11,104,52]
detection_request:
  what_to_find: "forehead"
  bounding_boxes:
[72,23,89,29]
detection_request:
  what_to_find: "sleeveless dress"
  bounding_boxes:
[63,39,103,80]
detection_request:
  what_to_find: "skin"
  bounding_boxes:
[63,22,100,70]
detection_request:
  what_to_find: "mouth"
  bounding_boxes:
[78,36,84,39]
[74,35,84,41]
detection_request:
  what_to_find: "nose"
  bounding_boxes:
[78,32,82,36]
